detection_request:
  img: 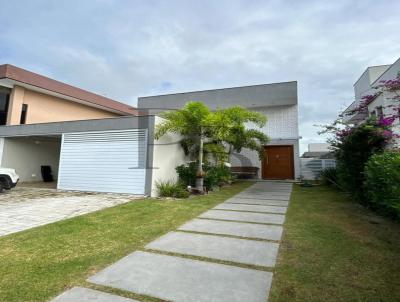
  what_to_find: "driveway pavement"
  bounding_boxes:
[0,187,140,237]
[52,181,292,302]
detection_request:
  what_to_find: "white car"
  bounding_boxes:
[0,168,19,193]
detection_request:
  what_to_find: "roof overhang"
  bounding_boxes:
[0,116,155,138]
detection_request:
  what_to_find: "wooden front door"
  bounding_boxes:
[262,145,294,179]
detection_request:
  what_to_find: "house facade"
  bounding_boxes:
[342,57,400,146]
[138,82,301,180]
[0,64,301,195]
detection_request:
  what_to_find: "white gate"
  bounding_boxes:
[58,129,147,194]
[300,158,336,180]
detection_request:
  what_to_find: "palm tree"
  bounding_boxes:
[155,102,270,193]
[155,102,212,192]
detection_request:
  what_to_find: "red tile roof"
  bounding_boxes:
[0,64,137,115]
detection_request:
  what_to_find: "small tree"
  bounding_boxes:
[155,102,213,192]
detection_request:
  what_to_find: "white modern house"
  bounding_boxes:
[343,57,400,146]
[138,82,301,180]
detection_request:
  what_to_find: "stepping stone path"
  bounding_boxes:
[51,181,292,302]
[51,287,138,301]
[214,203,287,214]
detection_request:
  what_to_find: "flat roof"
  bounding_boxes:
[138,81,298,111]
[0,64,138,116]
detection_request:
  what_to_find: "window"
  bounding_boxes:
[0,88,10,125]
[20,104,28,124]
[376,106,384,119]
[370,110,376,117]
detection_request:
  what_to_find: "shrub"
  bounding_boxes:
[320,167,339,186]
[176,162,197,187]
[176,162,234,190]
[333,119,388,200]
[204,164,233,189]
[156,180,190,198]
[364,151,400,219]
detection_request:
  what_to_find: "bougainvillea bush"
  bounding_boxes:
[331,118,389,200]
[319,72,400,205]
[364,151,400,219]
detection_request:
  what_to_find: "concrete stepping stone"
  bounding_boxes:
[245,190,292,194]
[235,194,290,201]
[215,203,287,214]
[247,186,292,189]
[199,210,285,225]
[178,218,283,241]
[226,198,289,207]
[146,231,279,267]
[88,251,272,302]
[51,287,138,302]
[242,194,291,198]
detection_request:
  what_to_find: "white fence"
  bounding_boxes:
[300,158,336,180]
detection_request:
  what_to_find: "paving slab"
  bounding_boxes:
[178,218,283,240]
[51,287,138,302]
[88,251,272,302]
[146,231,279,267]
[245,191,292,195]
[226,198,289,207]
[199,210,285,224]
[215,203,287,214]
[238,192,291,198]
[235,194,290,201]
[244,191,291,195]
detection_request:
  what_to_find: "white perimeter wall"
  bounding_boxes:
[1,137,61,182]
[150,116,188,197]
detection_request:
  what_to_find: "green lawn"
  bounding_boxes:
[0,181,252,302]
[270,184,400,302]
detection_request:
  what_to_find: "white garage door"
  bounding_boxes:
[58,129,147,194]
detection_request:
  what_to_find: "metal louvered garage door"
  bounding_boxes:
[58,129,147,195]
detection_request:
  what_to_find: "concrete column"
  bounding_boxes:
[6,86,25,125]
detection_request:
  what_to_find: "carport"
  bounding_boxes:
[0,116,187,196]
[0,116,157,195]
[1,135,61,185]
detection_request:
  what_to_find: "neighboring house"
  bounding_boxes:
[342,57,400,145]
[138,82,301,180]
[0,64,185,196]
[301,143,334,159]
[301,152,335,159]
[0,64,137,125]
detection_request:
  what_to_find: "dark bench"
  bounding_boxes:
[230,166,259,179]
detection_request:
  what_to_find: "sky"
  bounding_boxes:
[1,0,399,153]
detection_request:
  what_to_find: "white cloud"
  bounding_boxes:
[0,0,399,153]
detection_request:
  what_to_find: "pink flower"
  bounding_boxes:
[378,117,395,126]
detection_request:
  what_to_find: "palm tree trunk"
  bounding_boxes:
[195,132,204,192]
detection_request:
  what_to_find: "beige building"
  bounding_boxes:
[0,64,137,126]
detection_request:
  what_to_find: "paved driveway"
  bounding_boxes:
[0,187,141,237]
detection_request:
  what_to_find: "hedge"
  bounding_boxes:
[364,151,400,219]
